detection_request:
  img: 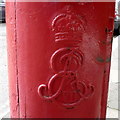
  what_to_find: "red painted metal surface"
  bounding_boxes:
[6,2,115,118]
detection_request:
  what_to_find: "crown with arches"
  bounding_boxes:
[52,6,85,42]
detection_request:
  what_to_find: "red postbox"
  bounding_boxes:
[6,1,115,118]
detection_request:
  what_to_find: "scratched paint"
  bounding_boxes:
[6,2,115,118]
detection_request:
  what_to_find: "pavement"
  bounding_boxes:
[0,23,119,119]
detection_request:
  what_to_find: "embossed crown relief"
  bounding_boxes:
[38,6,94,108]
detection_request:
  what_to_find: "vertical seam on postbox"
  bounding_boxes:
[100,6,115,117]
[14,0,20,118]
